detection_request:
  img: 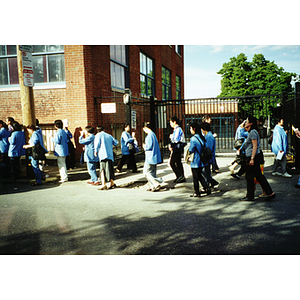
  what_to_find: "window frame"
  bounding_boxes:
[110,45,128,91]
[162,65,171,101]
[140,52,154,97]
[0,45,66,90]
[176,75,181,100]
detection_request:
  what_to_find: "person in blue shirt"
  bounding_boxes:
[116,123,137,173]
[189,122,210,197]
[52,120,69,183]
[8,122,25,179]
[79,126,99,185]
[271,118,291,178]
[0,120,10,177]
[142,122,163,192]
[230,119,248,179]
[200,122,219,189]
[64,124,76,170]
[94,125,118,190]
[169,116,186,183]
[23,124,47,186]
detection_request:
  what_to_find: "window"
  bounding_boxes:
[140,52,154,97]
[110,45,127,90]
[162,66,171,100]
[0,45,65,87]
[175,45,182,56]
[176,75,181,100]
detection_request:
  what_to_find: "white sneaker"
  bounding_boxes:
[272,172,281,176]
[282,172,292,178]
[59,178,68,183]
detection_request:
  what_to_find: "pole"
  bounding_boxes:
[17,45,35,129]
[17,45,35,178]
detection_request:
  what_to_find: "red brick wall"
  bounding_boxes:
[0,45,184,160]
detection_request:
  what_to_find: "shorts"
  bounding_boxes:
[100,159,115,181]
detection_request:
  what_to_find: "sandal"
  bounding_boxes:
[108,184,117,189]
[98,185,108,190]
[190,193,200,197]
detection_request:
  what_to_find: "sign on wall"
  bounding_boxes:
[101,103,116,114]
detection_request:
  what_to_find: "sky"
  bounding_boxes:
[184,45,300,99]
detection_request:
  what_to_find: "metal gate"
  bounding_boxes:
[94,91,298,156]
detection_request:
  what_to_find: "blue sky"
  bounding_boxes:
[184,45,300,99]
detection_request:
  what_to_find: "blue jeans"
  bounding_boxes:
[143,162,163,188]
[31,157,43,184]
[87,161,98,182]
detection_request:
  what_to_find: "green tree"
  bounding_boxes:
[217,53,296,97]
[217,53,297,119]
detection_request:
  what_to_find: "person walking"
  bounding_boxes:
[52,120,69,183]
[202,115,219,173]
[189,122,211,197]
[94,125,118,190]
[23,124,47,186]
[237,116,276,201]
[271,118,292,178]
[8,122,25,179]
[0,120,10,177]
[200,122,219,188]
[116,123,138,173]
[79,126,99,185]
[64,122,76,170]
[229,118,248,176]
[169,116,186,183]
[142,122,163,192]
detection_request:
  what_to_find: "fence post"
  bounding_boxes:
[150,96,156,133]
[295,82,300,171]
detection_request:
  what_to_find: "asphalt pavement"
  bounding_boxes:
[0,154,300,254]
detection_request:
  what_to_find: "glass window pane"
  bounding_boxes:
[147,57,153,78]
[162,67,165,82]
[0,59,8,85]
[140,74,146,94]
[166,69,170,85]
[162,85,165,100]
[33,56,47,83]
[46,45,64,52]
[110,45,116,60]
[110,61,116,87]
[7,46,16,55]
[33,45,46,53]
[8,58,19,84]
[48,54,65,82]
[147,78,152,96]
[0,46,6,56]
[140,53,146,74]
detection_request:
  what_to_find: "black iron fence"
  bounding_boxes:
[93,91,299,158]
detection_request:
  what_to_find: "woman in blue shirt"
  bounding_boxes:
[8,122,25,179]
[189,122,210,197]
[143,122,163,192]
[116,123,137,173]
[23,124,47,186]
[79,126,99,185]
[0,120,10,177]
[52,120,69,183]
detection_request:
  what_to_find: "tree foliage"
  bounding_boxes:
[217,53,297,119]
[217,53,296,97]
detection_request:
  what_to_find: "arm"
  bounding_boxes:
[249,139,258,166]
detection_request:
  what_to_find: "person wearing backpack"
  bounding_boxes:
[200,122,219,189]
[188,122,211,197]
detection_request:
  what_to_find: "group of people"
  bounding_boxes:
[2,115,299,200]
[230,116,300,193]
[0,118,75,185]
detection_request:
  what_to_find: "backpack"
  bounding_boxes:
[195,136,212,164]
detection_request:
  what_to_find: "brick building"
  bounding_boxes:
[0,45,184,159]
